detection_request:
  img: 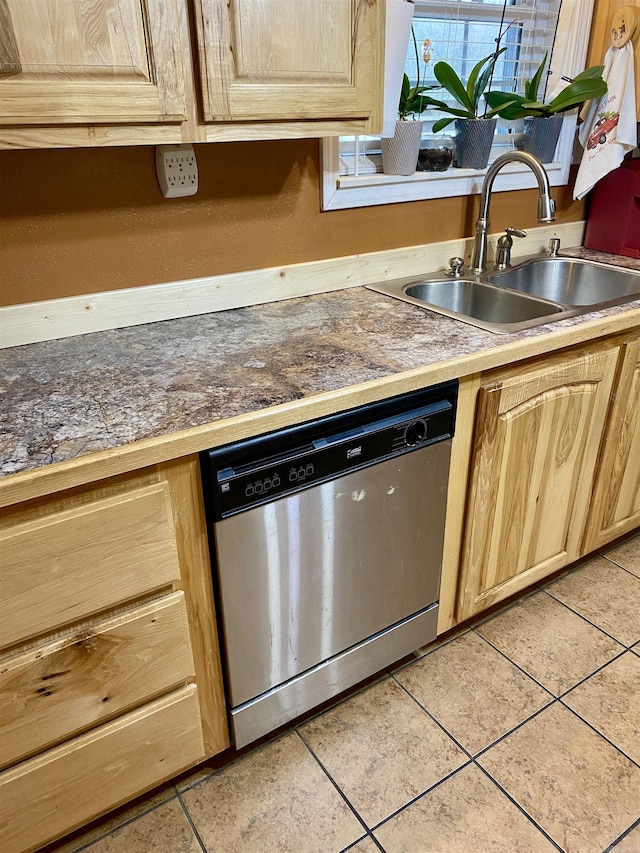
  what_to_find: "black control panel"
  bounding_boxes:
[203,380,457,519]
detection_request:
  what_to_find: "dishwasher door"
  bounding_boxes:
[204,382,457,746]
[214,442,451,726]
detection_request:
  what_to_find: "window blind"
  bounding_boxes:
[340,0,562,177]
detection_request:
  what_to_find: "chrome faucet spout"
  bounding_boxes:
[470,151,556,274]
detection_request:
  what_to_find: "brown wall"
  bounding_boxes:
[0,139,586,307]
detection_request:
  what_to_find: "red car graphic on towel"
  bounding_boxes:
[587,114,620,150]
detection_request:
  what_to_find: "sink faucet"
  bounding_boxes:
[470,151,556,274]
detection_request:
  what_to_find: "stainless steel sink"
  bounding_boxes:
[485,257,640,307]
[369,275,568,334]
[368,254,640,334]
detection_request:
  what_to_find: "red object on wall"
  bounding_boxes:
[583,158,640,259]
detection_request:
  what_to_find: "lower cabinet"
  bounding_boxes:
[455,342,620,621]
[583,332,640,552]
[0,456,229,853]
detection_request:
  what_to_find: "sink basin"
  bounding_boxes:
[485,257,640,308]
[368,254,640,334]
[402,280,563,332]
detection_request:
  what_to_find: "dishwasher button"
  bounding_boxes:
[404,419,428,446]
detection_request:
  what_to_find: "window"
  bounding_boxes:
[321,0,596,210]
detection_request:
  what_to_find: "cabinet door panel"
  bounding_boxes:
[458,347,619,619]
[195,0,380,122]
[585,336,640,550]
[0,0,186,124]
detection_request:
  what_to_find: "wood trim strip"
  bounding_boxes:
[0,222,586,349]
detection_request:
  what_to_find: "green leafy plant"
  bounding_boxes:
[485,55,608,118]
[418,48,516,132]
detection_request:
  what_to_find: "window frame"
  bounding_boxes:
[321,0,596,211]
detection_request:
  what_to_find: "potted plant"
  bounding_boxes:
[418,48,515,169]
[381,30,435,176]
[485,56,608,162]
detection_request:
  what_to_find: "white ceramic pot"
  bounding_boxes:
[381,120,423,176]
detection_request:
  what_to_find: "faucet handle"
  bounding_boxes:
[447,257,465,278]
[505,227,527,240]
[495,228,526,270]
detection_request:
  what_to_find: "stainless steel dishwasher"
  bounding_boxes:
[201,381,457,747]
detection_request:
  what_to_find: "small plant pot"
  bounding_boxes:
[454,118,497,169]
[523,115,563,163]
[418,135,455,172]
[381,120,423,176]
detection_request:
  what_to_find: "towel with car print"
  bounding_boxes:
[573,40,637,200]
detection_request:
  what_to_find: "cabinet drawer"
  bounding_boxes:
[0,482,181,650]
[0,686,205,853]
[0,592,195,770]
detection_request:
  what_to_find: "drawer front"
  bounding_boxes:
[0,686,205,853]
[0,482,181,650]
[0,592,195,770]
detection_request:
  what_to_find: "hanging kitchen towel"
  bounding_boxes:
[573,41,637,200]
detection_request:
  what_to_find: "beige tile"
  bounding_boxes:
[374,764,557,853]
[476,591,623,695]
[42,785,174,853]
[299,677,466,828]
[606,533,640,578]
[610,822,640,852]
[545,557,640,646]
[564,652,640,764]
[81,799,200,853]
[394,630,551,754]
[479,703,640,853]
[347,838,381,853]
[181,732,362,853]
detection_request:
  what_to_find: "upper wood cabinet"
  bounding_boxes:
[455,344,620,621]
[584,332,640,552]
[0,0,186,126]
[192,0,381,128]
[0,0,384,148]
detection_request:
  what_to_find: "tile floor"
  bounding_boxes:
[45,534,640,853]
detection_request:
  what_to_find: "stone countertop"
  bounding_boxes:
[1,249,639,480]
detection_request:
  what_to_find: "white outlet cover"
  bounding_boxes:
[155,144,199,198]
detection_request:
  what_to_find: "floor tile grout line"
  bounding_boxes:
[59,793,180,853]
[602,552,640,579]
[293,728,376,840]
[390,675,475,761]
[539,585,635,649]
[470,697,558,763]
[175,791,208,853]
[602,816,640,853]
[366,760,475,835]
[472,761,565,852]
[468,626,561,698]
[557,698,640,770]
[555,646,630,700]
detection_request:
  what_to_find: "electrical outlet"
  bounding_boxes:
[155,144,198,198]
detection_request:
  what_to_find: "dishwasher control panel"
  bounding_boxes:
[202,381,457,520]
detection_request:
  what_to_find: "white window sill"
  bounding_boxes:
[321,135,573,210]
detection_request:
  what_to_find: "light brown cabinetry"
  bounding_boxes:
[0,0,383,149]
[455,344,620,621]
[584,332,640,551]
[0,456,229,853]
[0,0,188,147]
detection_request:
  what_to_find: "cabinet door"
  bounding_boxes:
[584,334,640,551]
[457,346,619,620]
[193,0,381,125]
[0,0,186,126]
